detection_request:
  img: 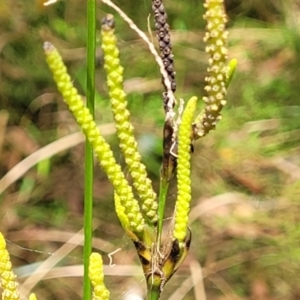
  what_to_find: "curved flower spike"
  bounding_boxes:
[44,42,144,234]
[0,233,20,300]
[101,15,158,225]
[89,253,110,300]
[173,96,198,243]
[193,0,228,139]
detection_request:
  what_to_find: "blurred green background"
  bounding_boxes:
[1,0,300,299]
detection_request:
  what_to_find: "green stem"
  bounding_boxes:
[83,143,93,300]
[83,0,96,299]
[147,284,161,300]
[156,174,169,248]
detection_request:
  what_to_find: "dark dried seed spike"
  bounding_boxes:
[101,14,115,31]
[152,0,177,112]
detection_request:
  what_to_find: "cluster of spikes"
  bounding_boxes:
[0,0,236,299]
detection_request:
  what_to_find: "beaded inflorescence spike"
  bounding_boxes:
[101,15,158,225]
[193,0,228,139]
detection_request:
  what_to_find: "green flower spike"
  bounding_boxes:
[173,96,198,243]
[43,42,144,235]
[193,0,228,139]
[89,253,110,300]
[101,14,158,225]
[0,233,20,300]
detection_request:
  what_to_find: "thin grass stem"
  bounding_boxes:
[156,175,169,248]
[83,0,96,299]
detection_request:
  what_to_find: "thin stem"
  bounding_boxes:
[83,0,96,299]
[147,284,161,300]
[156,174,169,248]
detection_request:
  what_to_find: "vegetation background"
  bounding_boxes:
[1,0,300,299]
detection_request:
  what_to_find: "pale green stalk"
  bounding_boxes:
[84,0,96,298]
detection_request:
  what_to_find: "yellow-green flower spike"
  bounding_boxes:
[89,253,110,300]
[28,293,37,300]
[101,14,158,225]
[193,0,228,139]
[173,97,198,242]
[43,42,144,234]
[0,233,20,300]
